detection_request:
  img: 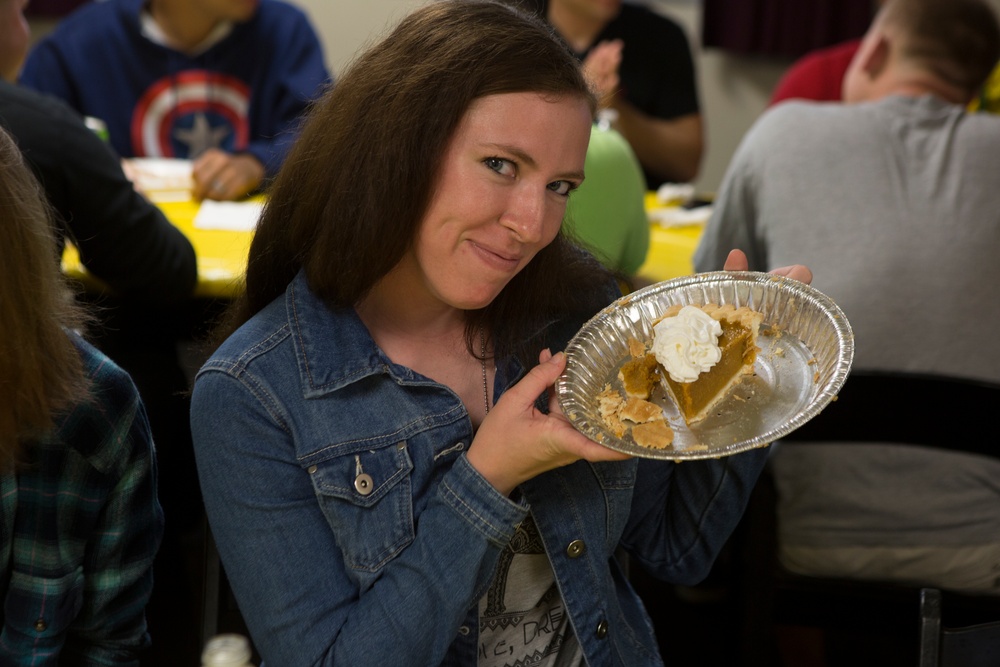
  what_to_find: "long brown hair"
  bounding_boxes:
[226,0,615,364]
[0,127,90,468]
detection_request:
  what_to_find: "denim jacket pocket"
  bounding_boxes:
[4,567,84,645]
[307,441,415,573]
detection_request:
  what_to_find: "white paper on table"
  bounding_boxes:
[124,158,194,193]
[193,199,265,231]
[647,205,712,228]
[655,182,696,204]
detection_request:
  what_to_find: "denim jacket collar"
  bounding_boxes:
[286,270,399,398]
[285,270,526,400]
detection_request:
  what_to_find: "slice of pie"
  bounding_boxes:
[654,303,763,424]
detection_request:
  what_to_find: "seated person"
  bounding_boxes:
[564,123,650,279]
[695,0,1000,594]
[0,124,163,664]
[769,38,864,105]
[0,0,196,303]
[20,0,331,201]
[518,0,704,187]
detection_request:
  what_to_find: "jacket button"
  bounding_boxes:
[354,473,374,495]
[566,539,586,558]
[595,619,608,639]
[307,465,318,474]
[34,619,47,632]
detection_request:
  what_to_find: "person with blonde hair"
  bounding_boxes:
[697,0,1000,596]
[0,126,163,664]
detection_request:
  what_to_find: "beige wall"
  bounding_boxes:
[29,0,792,191]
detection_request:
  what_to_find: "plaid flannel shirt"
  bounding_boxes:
[0,334,164,665]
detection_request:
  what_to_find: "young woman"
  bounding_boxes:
[190,1,810,665]
[0,125,163,664]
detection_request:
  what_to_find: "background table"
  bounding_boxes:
[63,192,705,298]
[637,192,707,282]
[63,197,257,299]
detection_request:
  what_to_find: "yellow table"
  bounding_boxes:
[63,192,703,299]
[636,192,707,283]
[63,197,256,300]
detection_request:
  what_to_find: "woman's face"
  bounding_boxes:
[406,91,592,311]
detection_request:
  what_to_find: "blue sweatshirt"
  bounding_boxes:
[21,0,331,178]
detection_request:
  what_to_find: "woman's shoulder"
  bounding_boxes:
[55,333,152,475]
[202,296,294,377]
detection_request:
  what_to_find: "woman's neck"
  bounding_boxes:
[355,266,470,363]
[357,271,493,422]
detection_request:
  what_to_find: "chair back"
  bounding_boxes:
[920,587,1000,667]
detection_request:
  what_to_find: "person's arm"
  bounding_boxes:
[41,103,198,303]
[191,9,331,200]
[692,125,768,273]
[190,369,529,667]
[63,345,164,664]
[611,101,704,185]
[608,11,704,185]
[243,9,331,180]
[620,249,809,582]
[19,38,80,108]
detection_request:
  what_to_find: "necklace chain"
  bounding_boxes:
[480,326,489,416]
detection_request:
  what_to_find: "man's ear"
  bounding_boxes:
[860,33,891,81]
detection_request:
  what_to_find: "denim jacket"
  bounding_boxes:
[191,270,767,667]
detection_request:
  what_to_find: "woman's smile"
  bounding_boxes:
[404,90,593,311]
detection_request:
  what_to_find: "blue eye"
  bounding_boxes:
[547,180,577,196]
[484,157,515,177]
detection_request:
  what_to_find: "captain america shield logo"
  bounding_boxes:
[131,70,250,159]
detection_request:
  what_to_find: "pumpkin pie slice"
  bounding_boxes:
[654,303,763,424]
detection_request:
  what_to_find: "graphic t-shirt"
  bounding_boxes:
[478,515,584,667]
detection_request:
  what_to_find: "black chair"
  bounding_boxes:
[919,587,1000,667]
[727,372,1000,666]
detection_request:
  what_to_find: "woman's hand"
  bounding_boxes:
[723,248,812,285]
[466,349,630,496]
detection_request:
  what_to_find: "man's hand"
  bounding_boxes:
[582,39,623,109]
[192,149,265,201]
[723,248,813,285]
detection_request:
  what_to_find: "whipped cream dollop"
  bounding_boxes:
[651,305,723,383]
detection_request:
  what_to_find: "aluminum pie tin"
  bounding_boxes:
[555,271,854,460]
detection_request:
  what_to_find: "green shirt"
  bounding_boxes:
[565,125,650,275]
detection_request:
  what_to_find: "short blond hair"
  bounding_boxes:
[881,0,1000,97]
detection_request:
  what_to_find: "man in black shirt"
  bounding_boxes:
[520,0,704,187]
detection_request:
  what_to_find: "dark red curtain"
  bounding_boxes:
[26,0,89,17]
[702,0,875,58]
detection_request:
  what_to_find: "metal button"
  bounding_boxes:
[457,625,471,636]
[34,619,47,632]
[595,619,608,639]
[566,539,586,558]
[354,473,374,495]
[307,465,318,474]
